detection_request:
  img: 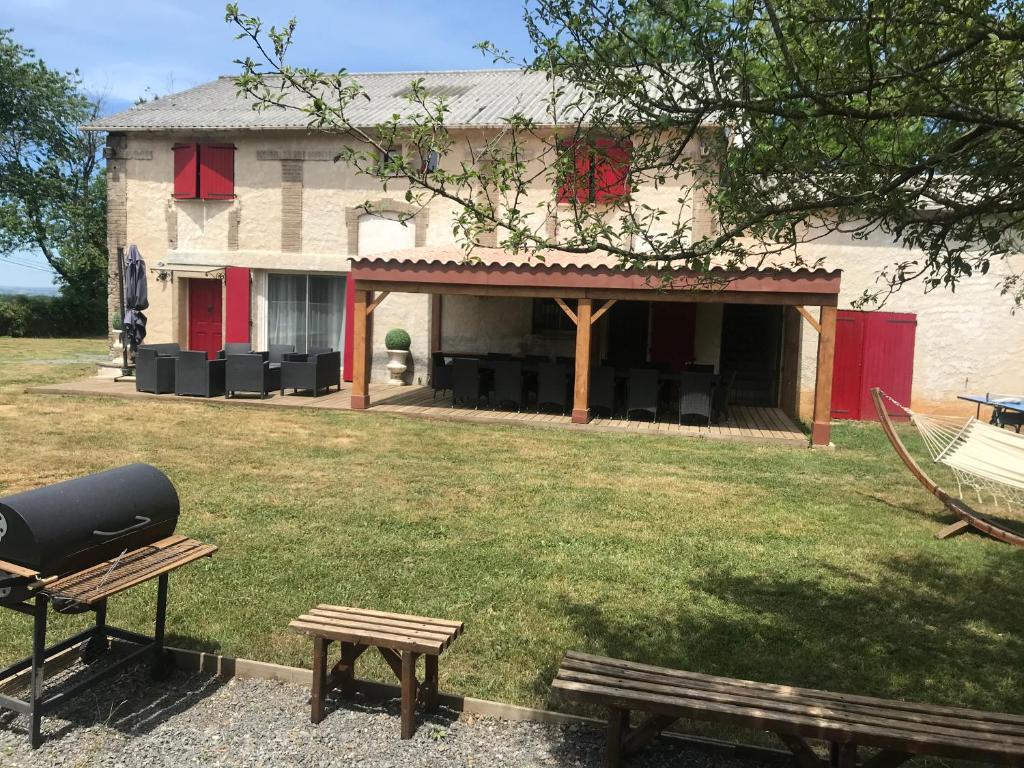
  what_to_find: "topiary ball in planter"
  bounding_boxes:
[384,328,411,351]
[384,328,411,385]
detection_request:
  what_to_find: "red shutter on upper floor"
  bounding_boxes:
[173,144,198,199]
[593,138,631,202]
[199,144,236,199]
[223,267,251,344]
[557,140,591,204]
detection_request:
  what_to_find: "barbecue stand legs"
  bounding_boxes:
[81,600,111,664]
[29,594,48,749]
[150,573,174,681]
[0,573,176,748]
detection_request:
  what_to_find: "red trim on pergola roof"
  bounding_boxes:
[350,253,841,303]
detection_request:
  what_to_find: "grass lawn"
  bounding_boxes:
[0,336,1021,726]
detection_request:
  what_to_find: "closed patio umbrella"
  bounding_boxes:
[122,244,149,352]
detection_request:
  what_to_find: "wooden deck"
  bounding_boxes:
[32,378,809,446]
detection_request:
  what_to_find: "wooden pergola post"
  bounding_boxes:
[351,288,370,410]
[811,305,837,446]
[572,298,593,424]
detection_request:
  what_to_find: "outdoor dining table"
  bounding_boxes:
[442,355,720,398]
[440,355,719,384]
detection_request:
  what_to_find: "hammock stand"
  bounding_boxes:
[870,387,1024,547]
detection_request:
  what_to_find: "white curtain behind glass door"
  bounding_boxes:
[308,275,344,351]
[268,274,307,351]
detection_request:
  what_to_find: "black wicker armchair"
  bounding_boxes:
[174,351,226,398]
[493,360,525,411]
[431,352,453,399]
[217,342,252,358]
[626,368,659,421]
[268,344,295,368]
[226,353,280,399]
[135,344,180,394]
[677,372,716,427]
[537,362,570,414]
[452,357,486,408]
[280,350,341,397]
[589,366,617,418]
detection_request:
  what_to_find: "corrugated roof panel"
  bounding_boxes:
[85,70,587,132]
[351,246,842,281]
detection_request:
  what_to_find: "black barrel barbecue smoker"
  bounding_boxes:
[0,464,216,748]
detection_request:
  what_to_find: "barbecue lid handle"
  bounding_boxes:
[92,515,151,538]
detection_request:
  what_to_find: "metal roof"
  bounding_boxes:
[84,70,586,132]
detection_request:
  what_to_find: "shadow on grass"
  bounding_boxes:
[165,631,222,656]
[861,490,1024,541]
[537,550,1024,717]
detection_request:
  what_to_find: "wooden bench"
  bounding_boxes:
[552,651,1024,768]
[289,605,464,738]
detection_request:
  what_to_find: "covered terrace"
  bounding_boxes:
[348,248,841,446]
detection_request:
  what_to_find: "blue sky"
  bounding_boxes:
[1,0,534,288]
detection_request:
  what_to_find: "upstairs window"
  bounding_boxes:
[173,143,236,200]
[557,139,590,205]
[557,138,632,204]
[378,146,404,177]
[422,150,440,174]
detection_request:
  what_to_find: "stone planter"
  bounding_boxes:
[385,349,409,385]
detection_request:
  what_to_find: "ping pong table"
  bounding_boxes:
[957,393,1024,432]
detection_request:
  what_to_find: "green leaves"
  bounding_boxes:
[226,1,1024,302]
[0,29,105,332]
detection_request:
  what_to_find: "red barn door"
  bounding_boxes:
[188,278,223,359]
[831,310,917,420]
[831,313,867,420]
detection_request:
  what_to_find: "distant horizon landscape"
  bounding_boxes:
[0,284,59,297]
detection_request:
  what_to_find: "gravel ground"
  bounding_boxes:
[0,662,770,768]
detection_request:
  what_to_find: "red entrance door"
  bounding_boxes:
[188,279,223,359]
[649,303,697,371]
[831,310,917,420]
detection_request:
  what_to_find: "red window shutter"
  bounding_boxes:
[557,140,591,204]
[199,144,236,200]
[173,144,198,199]
[223,267,251,344]
[593,138,631,202]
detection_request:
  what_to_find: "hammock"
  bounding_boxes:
[870,388,1024,547]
